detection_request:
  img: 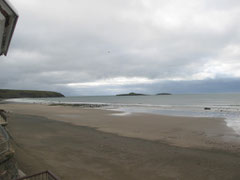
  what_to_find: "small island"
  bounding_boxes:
[116,92,146,96]
[156,93,172,95]
[0,89,64,99]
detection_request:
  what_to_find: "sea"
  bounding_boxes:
[5,94,240,135]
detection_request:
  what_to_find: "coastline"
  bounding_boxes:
[1,103,239,151]
[4,103,240,179]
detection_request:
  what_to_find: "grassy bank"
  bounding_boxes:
[0,89,64,99]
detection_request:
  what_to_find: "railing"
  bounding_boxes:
[16,171,60,180]
[0,125,9,156]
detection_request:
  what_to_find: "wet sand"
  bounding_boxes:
[2,103,239,150]
[2,103,240,179]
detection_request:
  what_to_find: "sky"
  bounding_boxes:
[1,0,240,96]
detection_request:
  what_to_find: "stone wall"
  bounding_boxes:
[0,110,19,179]
[0,148,18,180]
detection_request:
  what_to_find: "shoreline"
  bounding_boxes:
[4,98,240,138]
[1,103,239,152]
[7,111,240,179]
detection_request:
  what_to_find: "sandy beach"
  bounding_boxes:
[1,103,240,179]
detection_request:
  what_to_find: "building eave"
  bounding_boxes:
[0,0,18,56]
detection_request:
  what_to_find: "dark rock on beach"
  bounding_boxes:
[204,107,211,110]
[49,103,108,108]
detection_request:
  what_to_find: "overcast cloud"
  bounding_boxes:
[1,0,240,95]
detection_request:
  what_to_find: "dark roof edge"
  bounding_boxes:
[3,0,18,16]
[2,0,18,56]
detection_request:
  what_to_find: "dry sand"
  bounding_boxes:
[1,103,240,179]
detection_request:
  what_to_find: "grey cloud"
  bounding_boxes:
[1,0,240,95]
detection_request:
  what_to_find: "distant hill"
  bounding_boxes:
[0,89,64,99]
[156,93,172,95]
[116,92,146,96]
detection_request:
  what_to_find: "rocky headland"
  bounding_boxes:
[156,93,172,95]
[116,92,147,96]
[0,89,64,99]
